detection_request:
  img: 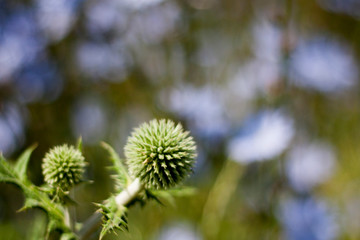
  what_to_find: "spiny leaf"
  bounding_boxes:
[18,197,44,212]
[14,144,37,181]
[101,142,130,190]
[18,180,69,236]
[0,153,65,221]
[97,196,128,240]
[21,185,65,222]
[0,154,19,185]
[99,214,128,240]
[16,184,70,238]
[1,150,71,238]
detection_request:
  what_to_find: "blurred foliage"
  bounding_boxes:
[1,0,360,239]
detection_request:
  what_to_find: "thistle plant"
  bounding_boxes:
[125,119,196,189]
[0,119,197,240]
[87,119,197,239]
[42,144,86,195]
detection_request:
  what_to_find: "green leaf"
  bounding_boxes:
[1,149,71,238]
[46,218,59,239]
[46,212,70,239]
[22,185,66,222]
[149,187,197,206]
[150,189,175,206]
[97,196,128,240]
[101,142,130,190]
[144,189,165,206]
[165,186,197,197]
[14,144,37,181]
[60,232,77,240]
[0,154,18,185]
[18,197,44,212]
[76,137,83,152]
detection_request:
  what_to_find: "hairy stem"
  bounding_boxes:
[77,178,143,239]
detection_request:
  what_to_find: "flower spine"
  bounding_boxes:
[124,119,197,189]
[42,144,86,191]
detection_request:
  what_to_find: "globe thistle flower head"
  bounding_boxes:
[124,119,197,190]
[42,144,86,191]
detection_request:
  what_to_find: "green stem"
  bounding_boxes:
[64,206,72,230]
[201,160,243,240]
[64,190,76,232]
[77,178,144,239]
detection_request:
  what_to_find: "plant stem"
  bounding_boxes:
[201,160,243,240]
[114,178,143,206]
[77,178,143,239]
[64,206,72,230]
[64,190,76,231]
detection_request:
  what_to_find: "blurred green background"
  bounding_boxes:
[1,0,360,239]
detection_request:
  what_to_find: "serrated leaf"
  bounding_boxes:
[0,154,18,184]
[14,144,37,181]
[101,142,130,190]
[22,185,65,221]
[1,150,71,238]
[99,213,128,240]
[97,196,128,240]
[20,185,69,236]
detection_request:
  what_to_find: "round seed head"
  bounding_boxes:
[42,144,86,191]
[124,119,197,190]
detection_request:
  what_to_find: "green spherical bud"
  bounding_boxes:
[124,119,197,190]
[42,144,86,191]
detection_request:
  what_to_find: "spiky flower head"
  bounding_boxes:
[42,144,86,191]
[124,119,197,190]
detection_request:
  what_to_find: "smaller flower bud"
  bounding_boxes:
[42,144,86,191]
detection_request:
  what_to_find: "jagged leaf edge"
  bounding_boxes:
[0,154,19,185]
[101,142,130,190]
[14,144,37,181]
[96,196,128,240]
[1,150,70,237]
